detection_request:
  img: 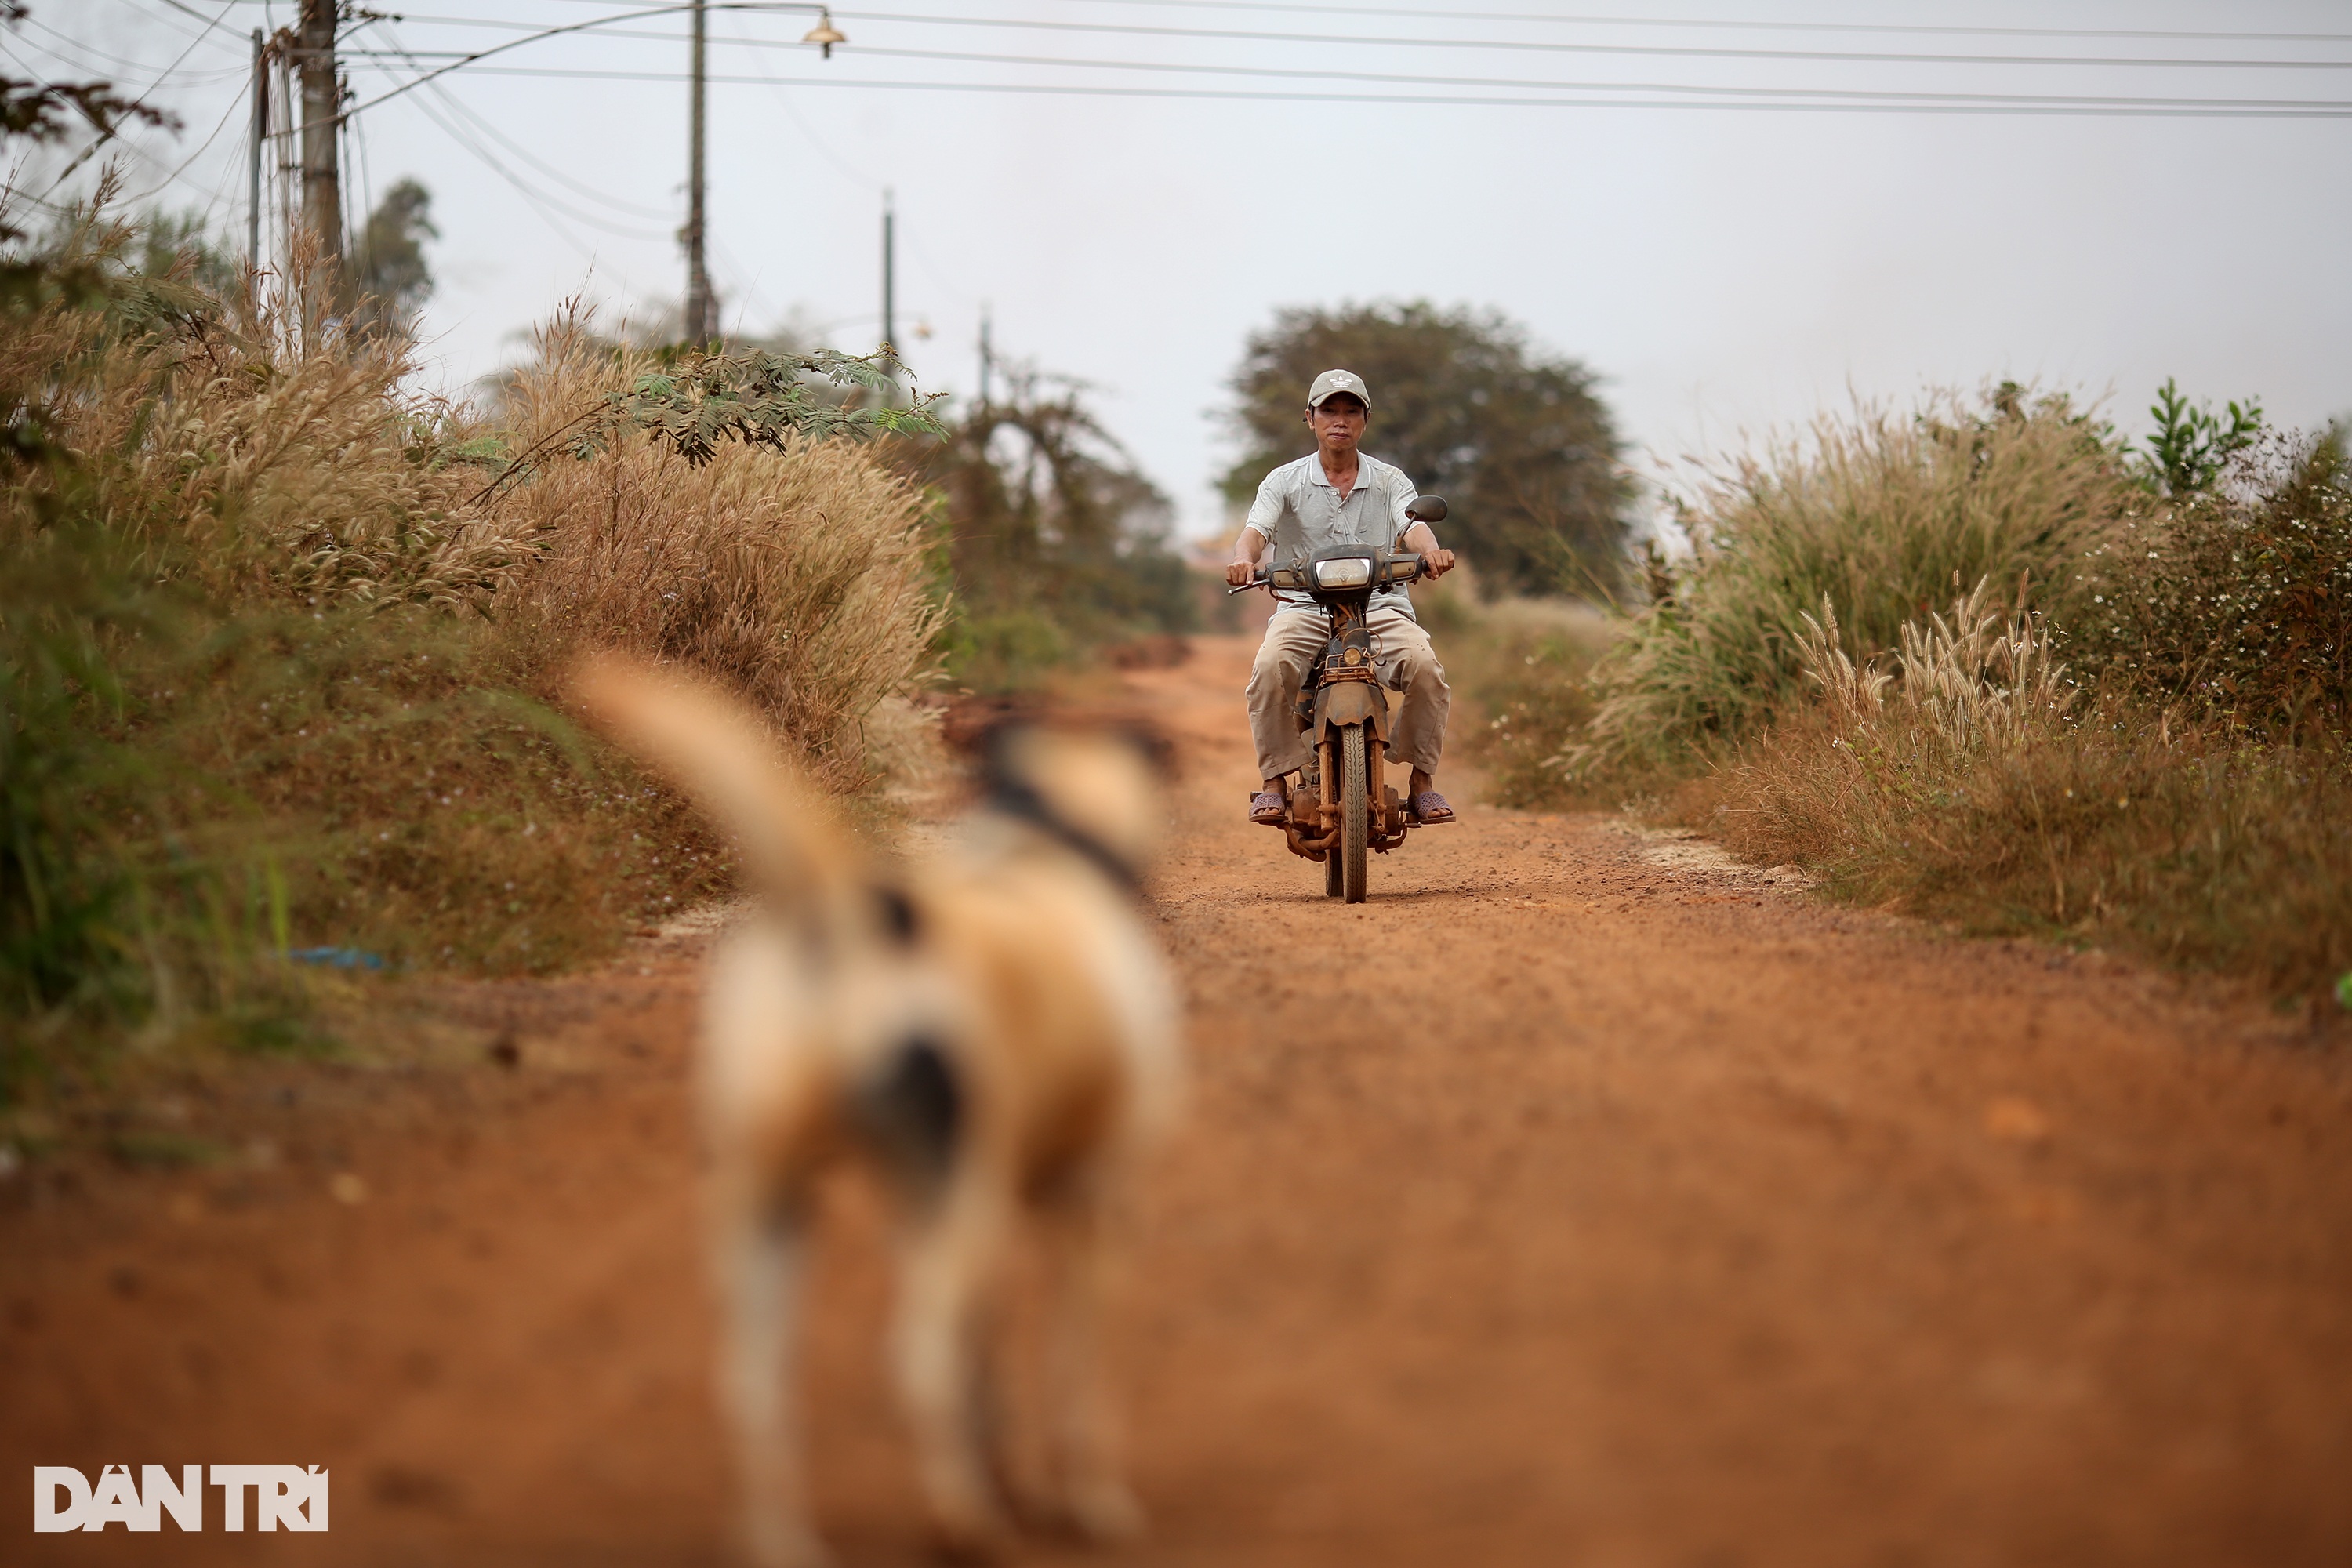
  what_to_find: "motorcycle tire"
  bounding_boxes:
[1341,724,1370,903]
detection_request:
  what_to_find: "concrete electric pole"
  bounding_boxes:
[682,0,715,343]
[247,27,267,277]
[296,0,342,263]
[881,187,896,373]
[679,5,846,347]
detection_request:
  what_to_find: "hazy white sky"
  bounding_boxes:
[18,0,2352,539]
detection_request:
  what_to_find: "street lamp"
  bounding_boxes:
[801,8,847,58]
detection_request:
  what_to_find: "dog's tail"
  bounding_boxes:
[569,652,858,906]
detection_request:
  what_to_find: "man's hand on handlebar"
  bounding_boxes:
[1225,558,1259,588]
[1420,546,1457,581]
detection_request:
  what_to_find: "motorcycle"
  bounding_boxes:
[1229,495,1450,904]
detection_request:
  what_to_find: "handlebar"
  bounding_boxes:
[1229,550,1432,595]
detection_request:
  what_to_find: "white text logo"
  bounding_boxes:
[32,1465,328,1533]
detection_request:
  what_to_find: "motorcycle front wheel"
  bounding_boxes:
[1340,724,1370,903]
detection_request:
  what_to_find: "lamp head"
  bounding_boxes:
[802,8,846,56]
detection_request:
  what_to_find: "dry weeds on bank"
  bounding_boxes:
[1554,389,2352,1003]
[2,225,941,1098]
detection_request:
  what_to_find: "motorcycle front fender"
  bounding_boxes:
[1314,679,1388,743]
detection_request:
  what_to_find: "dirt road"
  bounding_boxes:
[9,636,2351,1566]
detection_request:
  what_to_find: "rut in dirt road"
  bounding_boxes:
[8,636,2350,1568]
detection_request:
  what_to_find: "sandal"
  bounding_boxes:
[1410,790,1457,825]
[1249,789,1288,826]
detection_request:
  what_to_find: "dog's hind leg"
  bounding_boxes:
[717,1204,826,1568]
[893,1187,1014,1555]
[1035,1178,1144,1542]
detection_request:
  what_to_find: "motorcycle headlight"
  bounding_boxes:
[1312,556,1374,589]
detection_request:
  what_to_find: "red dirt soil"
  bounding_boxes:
[6,635,2350,1567]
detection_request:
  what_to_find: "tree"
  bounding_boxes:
[892,367,1192,685]
[353,177,436,328]
[1221,301,1629,598]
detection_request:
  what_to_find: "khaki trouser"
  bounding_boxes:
[1247,602,1450,782]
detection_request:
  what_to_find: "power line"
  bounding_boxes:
[334,3,838,126]
[348,27,676,245]
[331,59,2352,118]
[827,9,2352,72]
[1003,0,2352,48]
[462,0,2352,48]
[18,16,244,79]
[403,74,670,245]
[721,9,887,188]
[326,6,2352,71]
[321,11,2352,115]
[30,1,243,204]
[366,18,677,219]
[756,40,2352,113]
[119,77,248,205]
[345,30,2343,115]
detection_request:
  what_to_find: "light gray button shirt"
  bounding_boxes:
[1243,450,1425,615]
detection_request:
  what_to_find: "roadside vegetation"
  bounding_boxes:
[890,363,1196,694]
[1483,380,2350,1005]
[1415,569,1613,809]
[1,194,943,1104]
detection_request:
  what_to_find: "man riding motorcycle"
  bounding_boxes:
[1225,369,1460,827]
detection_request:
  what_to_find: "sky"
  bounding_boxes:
[13,0,2351,543]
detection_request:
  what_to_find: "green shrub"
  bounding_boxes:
[2069,429,2352,735]
[943,608,1073,694]
[1423,577,1613,808]
[1580,385,2135,778]
[1675,443,2352,1003]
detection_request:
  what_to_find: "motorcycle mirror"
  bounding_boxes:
[1406,495,1448,523]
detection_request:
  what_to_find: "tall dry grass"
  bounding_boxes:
[1682,578,2352,1001]
[5,241,528,614]
[1579,385,2135,779]
[487,320,945,791]
[3,224,944,1098]
[1552,381,2352,1002]
[1687,695,2352,1002]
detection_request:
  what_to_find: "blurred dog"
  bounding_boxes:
[573,656,1181,1567]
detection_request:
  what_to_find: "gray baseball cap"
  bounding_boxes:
[1307,368,1371,409]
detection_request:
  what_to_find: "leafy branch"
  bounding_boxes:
[0,75,173,147]
[2138,377,2262,499]
[468,347,947,508]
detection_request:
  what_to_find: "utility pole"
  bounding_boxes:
[978,305,992,409]
[880,187,896,376]
[247,28,267,277]
[296,0,342,263]
[682,0,714,343]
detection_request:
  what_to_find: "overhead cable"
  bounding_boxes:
[347,5,2352,71]
[974,0,2352,48]
[332,59,2352,117]
[751,38,2352,113]
[387,64,672,245]
[368,19,678,220]
[826,9,2352,71]
[494,0,2352,47]
[34,0,241,204]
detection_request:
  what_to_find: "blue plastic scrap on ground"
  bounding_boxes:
[285,946,387,971]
